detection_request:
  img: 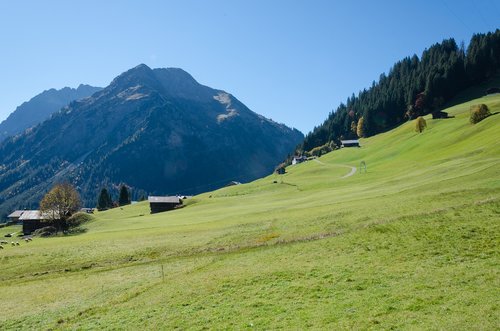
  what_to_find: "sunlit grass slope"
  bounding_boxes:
[0,95,499,330]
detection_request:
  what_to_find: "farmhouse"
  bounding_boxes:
[292,156,307,165]
[340,139,360,148]
[19,210,56,235]
[7,210,25,224]
[148,196,182,214]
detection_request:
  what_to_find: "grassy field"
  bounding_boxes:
[0,95,499,330]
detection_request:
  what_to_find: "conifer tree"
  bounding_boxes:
[118,185,131,206]
[97,188,113,210]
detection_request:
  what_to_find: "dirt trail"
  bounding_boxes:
[312,158,357,178]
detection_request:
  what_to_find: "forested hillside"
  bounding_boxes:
[301,30,500,151]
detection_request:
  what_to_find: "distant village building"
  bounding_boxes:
[340,140,360,148]
[19,210,57,235]
[7,210,25,224]
[292,156,307,165]
[225,181,241,187]
[79,208,95,214]
[148,196,182,214]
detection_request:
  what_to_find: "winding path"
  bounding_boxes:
[312,158,357,178]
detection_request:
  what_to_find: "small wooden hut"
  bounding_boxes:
[340,139,360,148]
[148,196,182,214]
[20,210,51,235]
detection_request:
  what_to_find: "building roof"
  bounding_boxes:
[18,210,60,221]
[7,210,25,218]
[341,140,359,144]
[148,196,181,204]
[18,210,43,221]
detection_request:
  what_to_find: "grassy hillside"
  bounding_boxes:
[0,95,499,330]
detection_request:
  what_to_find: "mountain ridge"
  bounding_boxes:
[0,65,303,217]
[0,84,103,141]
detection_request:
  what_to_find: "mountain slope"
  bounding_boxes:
[0,65,303,216]
[0,84,102,141]
[0,94,498,329]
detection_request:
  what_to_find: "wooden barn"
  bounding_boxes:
[340,139,360,148]
[19,210,53,235]
[7,210,25,224]
[148,196,182,214]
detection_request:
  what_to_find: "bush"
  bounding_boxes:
[470,104,491,124]
[33,226,57,237]
[66,212,94,228]
[307,141,336,157]
[415,116,427,133]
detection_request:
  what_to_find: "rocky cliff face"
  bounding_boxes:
[0,64,303,216]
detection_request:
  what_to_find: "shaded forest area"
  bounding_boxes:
[301,30,500,152]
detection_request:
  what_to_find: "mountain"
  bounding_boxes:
[0,84,102,141]
[0,64,303,217]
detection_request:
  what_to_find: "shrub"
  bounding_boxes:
[356,117,365,137]
[66,212,94,228]
[415,116,427,133]
[470,104,491,124]
[308,141,336,157]
[33,226,57,237]
[275,163,286,175]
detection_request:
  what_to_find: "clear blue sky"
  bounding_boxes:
[0,0,498,133]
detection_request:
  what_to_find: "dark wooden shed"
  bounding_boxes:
[148,196,182,214]
[19,210,51,235]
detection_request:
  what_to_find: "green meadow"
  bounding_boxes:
[0,95,499,330]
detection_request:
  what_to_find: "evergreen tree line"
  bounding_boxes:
[300,30,500,152]
[96,184,146,210]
